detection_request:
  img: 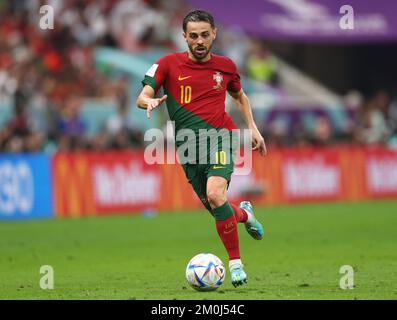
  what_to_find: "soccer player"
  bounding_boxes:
[136,10,266,287]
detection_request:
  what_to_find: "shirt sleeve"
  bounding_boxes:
[227,59,242,93]
[141,55,168,93]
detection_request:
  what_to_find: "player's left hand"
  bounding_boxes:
[146,95,167,119]
[251,128,267,156]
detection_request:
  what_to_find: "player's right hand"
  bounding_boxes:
[146,95,167,119]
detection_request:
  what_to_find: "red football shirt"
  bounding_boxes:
[142,52,241,133]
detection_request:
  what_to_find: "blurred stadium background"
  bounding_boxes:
[1,0,397,218]
[0,0,396,299]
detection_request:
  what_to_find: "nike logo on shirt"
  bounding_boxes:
[178,75,191,81]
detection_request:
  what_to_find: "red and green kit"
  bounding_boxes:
[142,52,242,212]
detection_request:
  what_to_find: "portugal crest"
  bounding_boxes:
[213,71,223,90]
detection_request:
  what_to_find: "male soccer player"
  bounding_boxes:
[136,10,266,287]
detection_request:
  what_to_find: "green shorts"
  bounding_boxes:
[182,157,235,214]
[178,129,238,214]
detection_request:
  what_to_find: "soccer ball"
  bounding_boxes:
[185,253,226,291]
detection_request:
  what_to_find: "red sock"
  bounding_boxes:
[215,214,240,260]
[230,203,248,223]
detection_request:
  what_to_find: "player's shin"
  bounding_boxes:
[213,202,240,261]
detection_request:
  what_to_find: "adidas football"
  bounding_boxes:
[185,253,226,291]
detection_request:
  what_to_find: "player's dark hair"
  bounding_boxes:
[183,10,215,32]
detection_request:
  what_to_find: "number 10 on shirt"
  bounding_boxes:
[180,85,192,104]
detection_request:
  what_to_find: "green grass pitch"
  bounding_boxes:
[0,200,396,300]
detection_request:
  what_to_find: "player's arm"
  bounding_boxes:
[136,85,167,119]
[228,89,267,156]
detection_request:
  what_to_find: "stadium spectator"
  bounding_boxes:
[355,90,391,145]
[386,95,397,146]
[0,99,45,152]
[90,131,109,152]
[216,28,250,71]
[246,39,279,86]
[106,79,131,136]
[309,117,333,146]
[55,95,86,151]
[264,118,290,147]
[105,78,143,149]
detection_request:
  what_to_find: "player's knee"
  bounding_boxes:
[207,188,226,208]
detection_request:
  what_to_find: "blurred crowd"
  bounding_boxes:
[0,0,153,152]
[0,0,396,153]
[261,89,397,148]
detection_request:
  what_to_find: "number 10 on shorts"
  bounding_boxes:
[216,151,227,165]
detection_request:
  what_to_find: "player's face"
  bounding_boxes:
[183,21,217,62]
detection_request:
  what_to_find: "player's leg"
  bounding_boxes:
[206,149,263,239]
[206,176,239,261]
[182,163,214,214]
[206,176,247,287]
[182,165,247,286]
